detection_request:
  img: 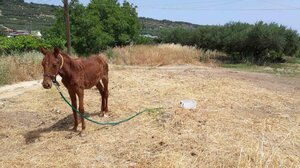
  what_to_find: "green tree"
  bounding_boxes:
[283,29,300,56]
[245,22,286,63]
[159,21,300,64]
[46,0,140,55]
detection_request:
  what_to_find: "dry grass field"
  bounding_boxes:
[0,44,223,85]
[110,44,223,66]
[0,64,299,168]
[0,52,42,85]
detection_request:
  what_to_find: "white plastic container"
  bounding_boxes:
[180,100,197,109]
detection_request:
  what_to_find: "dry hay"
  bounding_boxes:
[111,44,224,66]
[0,52,43,85]
[0,65,299,167]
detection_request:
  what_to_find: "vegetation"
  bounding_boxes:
[0,36,65,54]
[0,0,198,38]
[46,0,140,55]
[0,52,42,85]
[0,43,223,84]
[221,63,300,76]
[161,22,300,64]
[110,44,222,66]
[1,0,300,67]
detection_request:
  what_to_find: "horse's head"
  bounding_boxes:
[40,47,63,89]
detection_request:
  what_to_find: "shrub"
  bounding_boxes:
[0,36,65,55]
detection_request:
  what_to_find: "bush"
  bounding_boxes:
[0,36,65,54]
[135,35,156,45]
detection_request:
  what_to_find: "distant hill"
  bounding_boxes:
[0,0,57,31]
[0,0,198,35]
[139,17,199,36]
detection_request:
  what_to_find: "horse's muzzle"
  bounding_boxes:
[42,81,52,89]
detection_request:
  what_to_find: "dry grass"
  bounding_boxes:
[0,52,43,85]
[0,65,299,167]
[110,44,224,66]
[0,44,224,85]
[0,45,299,167]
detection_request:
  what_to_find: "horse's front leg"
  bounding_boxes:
[77,89,86,135]
[68,89,78,132]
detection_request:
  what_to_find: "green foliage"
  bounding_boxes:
[46,0,140,55]
[221,63,300,76]
[1,0,199,47]
[0,36,65,54]
[160,28,192,45]
[160,21,300,64]
[135,36,155,45]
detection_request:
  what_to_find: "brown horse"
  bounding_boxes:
[40,47,109,135]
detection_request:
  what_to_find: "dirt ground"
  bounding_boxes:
[0,65,299,168]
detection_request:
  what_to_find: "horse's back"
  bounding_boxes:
[90,55,108,74]
[81,54,108,77]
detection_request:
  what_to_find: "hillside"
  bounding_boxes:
[0,0,57,31]
[139,17,199,36]
[0,0,198,35]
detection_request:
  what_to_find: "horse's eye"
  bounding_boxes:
[52,64,58,68]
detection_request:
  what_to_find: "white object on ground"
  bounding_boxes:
[180,100,197,109]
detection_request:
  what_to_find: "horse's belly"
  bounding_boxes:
[83,62,105,89]
[84,74,101,89]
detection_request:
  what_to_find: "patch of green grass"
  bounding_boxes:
[221,63,300,76]
[221,63,253,69]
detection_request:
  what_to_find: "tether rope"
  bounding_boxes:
[53,81,162,125]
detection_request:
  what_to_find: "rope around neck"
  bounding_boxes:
[53,82,162,126]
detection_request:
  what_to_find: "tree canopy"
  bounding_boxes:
[46,0,140,55]
[160,21,300,64]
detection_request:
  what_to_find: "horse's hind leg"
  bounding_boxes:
[96,82,105,117]
[102,77,109,113]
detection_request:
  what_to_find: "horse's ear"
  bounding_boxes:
[40,47,47,55]
[54,47,60,58]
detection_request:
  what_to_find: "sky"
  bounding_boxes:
[25,0,300,33]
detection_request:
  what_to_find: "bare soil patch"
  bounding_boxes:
[0,65,299,167]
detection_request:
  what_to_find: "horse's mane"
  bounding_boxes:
[71,58,85,70]
[61,53,84,71]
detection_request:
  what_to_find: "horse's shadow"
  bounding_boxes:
[23,112,102,144]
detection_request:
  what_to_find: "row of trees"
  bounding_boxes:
[161,22,300,64]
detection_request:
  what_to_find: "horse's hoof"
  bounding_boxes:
[70,127,78,132]
[104,114,110,118]
[99,112,104,117]
[80,131,86,137]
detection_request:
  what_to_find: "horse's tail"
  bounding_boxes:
[104,59,109,75]
[98,54,109,75]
